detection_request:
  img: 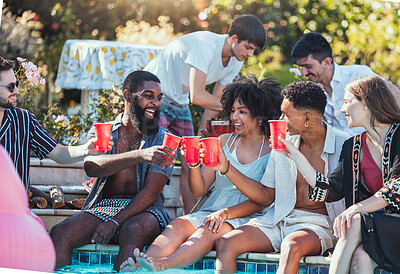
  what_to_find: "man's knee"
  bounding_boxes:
[50,220,77,251]
[50,220,69,242]
[120,219,142,234]
[280,238,302,258]
[119,214,161,245]
[216,236,236,256]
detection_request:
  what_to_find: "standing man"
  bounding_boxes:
[145,14,267,214]
[291,32,400,136]
[50,71,176,271]
[0,55,104,191]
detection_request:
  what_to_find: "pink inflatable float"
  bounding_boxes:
[0,145,56,272]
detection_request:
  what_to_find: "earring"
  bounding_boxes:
[258,120,262,126]
[304,122,309,127]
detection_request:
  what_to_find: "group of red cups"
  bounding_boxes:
[91,120,290,165]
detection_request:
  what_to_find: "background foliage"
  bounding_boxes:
[1,0,400,142]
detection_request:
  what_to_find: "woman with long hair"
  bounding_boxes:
[120,77,283,272]
[278,75,400,273]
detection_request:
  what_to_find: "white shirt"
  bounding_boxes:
[325,63,377,136]
[144,31,243,106]
[252,124,350,227]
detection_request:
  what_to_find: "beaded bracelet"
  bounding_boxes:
[108,218,120,227]
[220,160,230,175]
[188,161,201,169]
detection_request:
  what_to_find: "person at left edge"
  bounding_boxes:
[0,55,111,191]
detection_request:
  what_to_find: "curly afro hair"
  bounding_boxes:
[220,76,283,137]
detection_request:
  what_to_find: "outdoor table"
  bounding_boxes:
[55,39,164,116]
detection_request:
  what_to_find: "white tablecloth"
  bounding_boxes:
[55,39,164,90]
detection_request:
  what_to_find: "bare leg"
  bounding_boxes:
[145,217,196,258]
[120,217,195,272]
[277,229,322,274]
[215,224,274,273]
[114,212,161,272]
[330,214,362,274]
[136,222,235,271]
[179,156,197,214]
[50,212,102,269]
[350,245,376,274]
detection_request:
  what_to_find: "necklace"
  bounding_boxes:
[120,130,141,150]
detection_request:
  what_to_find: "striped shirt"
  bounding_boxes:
[0,108,58,190]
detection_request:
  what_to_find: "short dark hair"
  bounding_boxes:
[281,81,326,115]
[123,70,160,94]
[291,32,333,63]
[228,14,266,50]
[0,56,15,81]
[221,76,283,136]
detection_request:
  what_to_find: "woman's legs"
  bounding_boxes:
[215,224,274,273]
[350,245,377,274]
[145,217,196,258]
[136,222,235,271]
[120,217,194,272]
[330,214,362,274]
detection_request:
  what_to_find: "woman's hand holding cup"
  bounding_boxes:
[200,138,228,172]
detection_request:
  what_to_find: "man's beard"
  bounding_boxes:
[0,98,15,109]
[129,96,160,136]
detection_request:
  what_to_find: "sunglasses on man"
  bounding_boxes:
[0,80,19,93]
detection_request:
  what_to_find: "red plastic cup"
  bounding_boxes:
[269,120,288,150]
[93,123,112,151]
[183,136,201,164]
[200,137,219,166]
[162,133,182,159]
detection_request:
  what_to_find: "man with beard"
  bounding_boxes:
[291,32,400,136]
[0,55,107,192]
[50,71,176,271]
[145,14,267,214]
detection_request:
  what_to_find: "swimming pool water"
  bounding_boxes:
[56,264,219,273]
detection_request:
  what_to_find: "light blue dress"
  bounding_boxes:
[181,133,270,229]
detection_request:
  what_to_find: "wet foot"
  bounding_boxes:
[134,248,168,272]
[120,256,139,272]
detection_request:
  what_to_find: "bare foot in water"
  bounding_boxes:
[134,248,168,272]
[120,256,140,272]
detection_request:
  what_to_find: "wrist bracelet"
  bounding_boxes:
[188,161,201,169]
[220,160,230,175]
[109,218,120,227]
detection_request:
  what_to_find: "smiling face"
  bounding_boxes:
[280,98,308,136]
[231,36,258,62]
[230,99,259,136]
[128,80,163,135]
[296,54,330,83]
[340,90,368,128]
[0,69,19,110]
